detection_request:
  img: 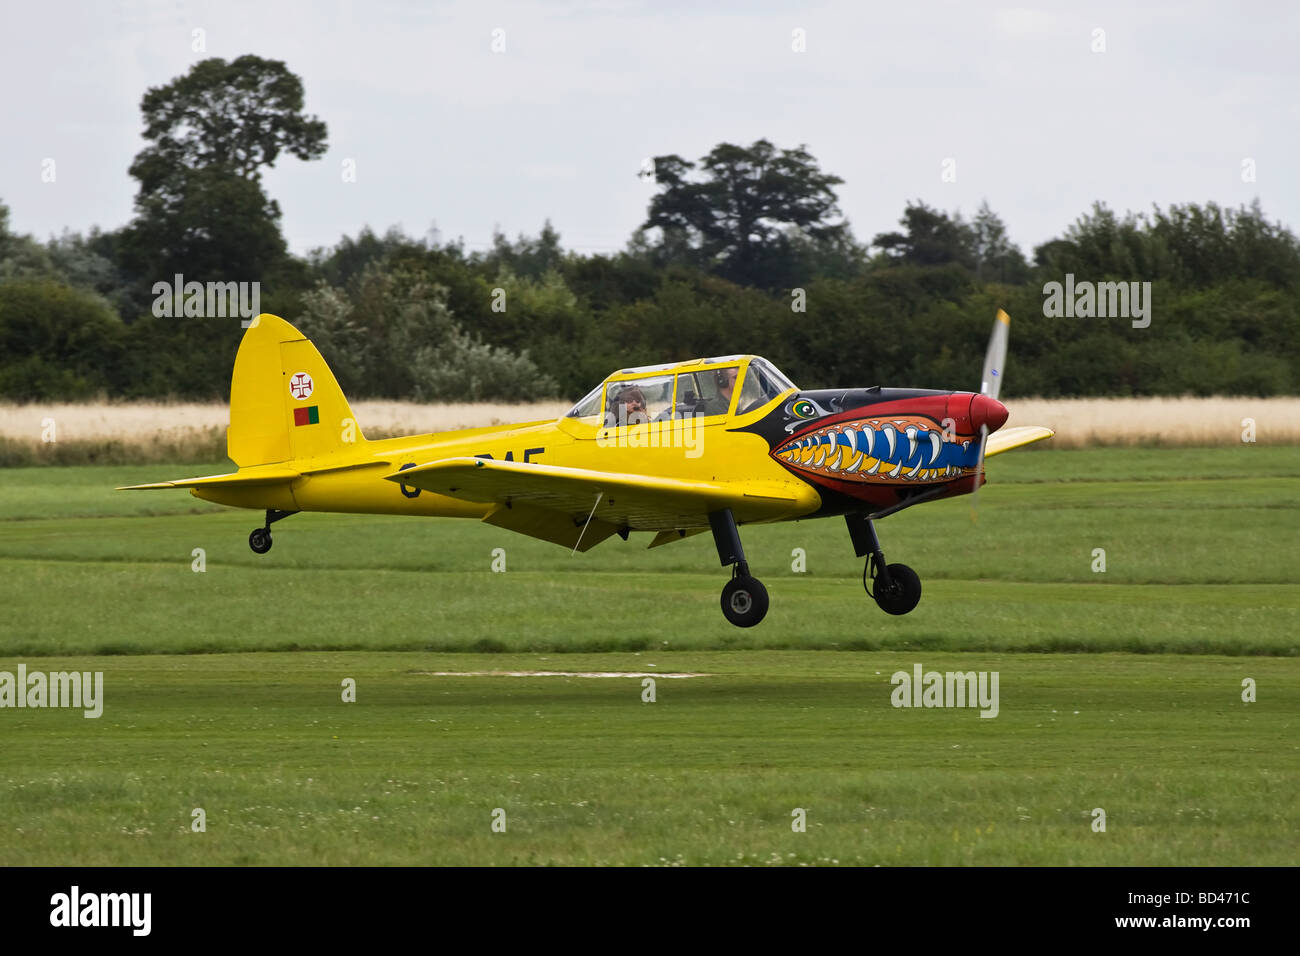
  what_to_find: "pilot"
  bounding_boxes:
[695,367,738,416]
[606,385,649,427]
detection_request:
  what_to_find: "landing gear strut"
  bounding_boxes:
[709,508,768,627]
[846,513,921,615]
[249,509,297,555]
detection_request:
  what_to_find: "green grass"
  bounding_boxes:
[1,447,1296,656]
[0,447,1297,864]
[0,651,1293,866]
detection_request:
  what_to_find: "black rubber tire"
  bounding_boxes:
[249,528,273,554]
[721,575,769,627]
[873,562,921,615]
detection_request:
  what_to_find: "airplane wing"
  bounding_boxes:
[986,425,1055,457]
[385,456,819,552]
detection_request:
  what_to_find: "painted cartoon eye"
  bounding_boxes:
[791,400,815,419]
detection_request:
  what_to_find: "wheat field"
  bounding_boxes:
[0,397,1295,465]
[0,400,570,465]
[1002,396,1298,447]
[0,400,571,443]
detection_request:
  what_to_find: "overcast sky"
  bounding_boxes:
[2,0,1296,258]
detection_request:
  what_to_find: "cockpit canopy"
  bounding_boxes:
[565,355,796,425]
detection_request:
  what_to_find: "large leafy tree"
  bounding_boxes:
[127,167,288,281]
[872,201,976,269]
[640,139,849,288]
[129,55,327,191]
[122,56,327,286]
[969,200,1029,284]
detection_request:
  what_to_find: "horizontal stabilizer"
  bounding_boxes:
[117,465,301,491]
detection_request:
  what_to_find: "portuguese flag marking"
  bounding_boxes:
[294,405,320,426]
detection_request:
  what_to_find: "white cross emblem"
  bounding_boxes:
[289,372,314,400]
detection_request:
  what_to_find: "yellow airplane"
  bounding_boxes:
[122,310,1052,626]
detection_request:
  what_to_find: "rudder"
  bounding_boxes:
[227,313,366,466]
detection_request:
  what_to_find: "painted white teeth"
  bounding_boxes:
[783,422,965,482]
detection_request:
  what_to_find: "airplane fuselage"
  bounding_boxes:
[192,384,1005,529]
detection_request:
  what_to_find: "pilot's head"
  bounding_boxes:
[714,367,738,395]
[609,386,647,425]
[617,386,646,414]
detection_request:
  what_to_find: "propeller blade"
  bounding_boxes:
[980,308,1010,401]
[971,309,1010,520]
[969,423,989,522]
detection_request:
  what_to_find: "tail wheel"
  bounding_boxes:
[870,562,921,615]
[721,575,769,627]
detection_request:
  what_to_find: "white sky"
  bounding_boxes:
[1,0,1295,257]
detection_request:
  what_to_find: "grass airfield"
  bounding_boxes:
[0,446,1297,865]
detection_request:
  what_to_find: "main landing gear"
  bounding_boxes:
[846,513,922,615]
[248,509,298,554]
[709,509,769,627]
[706,510,921,627]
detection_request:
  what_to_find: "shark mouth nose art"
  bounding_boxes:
[772,416,980,483]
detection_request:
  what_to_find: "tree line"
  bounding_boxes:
[2,55,1297,403]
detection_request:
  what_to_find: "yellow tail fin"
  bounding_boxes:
[227,313,366,466]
